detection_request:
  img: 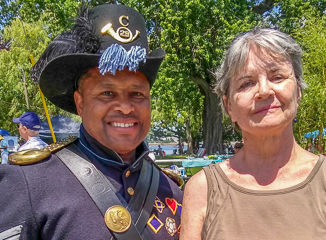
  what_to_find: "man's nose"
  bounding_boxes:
[114,97,135,114]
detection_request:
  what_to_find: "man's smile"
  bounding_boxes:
[109,122,135,128]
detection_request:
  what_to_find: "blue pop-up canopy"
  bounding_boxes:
[304,129,326,138]
[0,128,10,136]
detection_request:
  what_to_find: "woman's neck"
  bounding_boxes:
[234,125,299,176]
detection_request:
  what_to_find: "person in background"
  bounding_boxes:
[148,150,156,161]
[0,135,9,164]
[234,142,244,153]
[181,28,325,239]
[12,112,48,151]
[157,145,163,158]
[0,4,182,239]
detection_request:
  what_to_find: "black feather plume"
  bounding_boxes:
[73,5,101,54]
[31,4,100,84]
[30,31,77,83]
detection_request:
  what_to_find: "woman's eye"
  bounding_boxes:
[240,81,254,89]
[271,75,284,82]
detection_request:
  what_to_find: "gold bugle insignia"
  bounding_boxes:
[101,17,140,44]
[104,205,132,233]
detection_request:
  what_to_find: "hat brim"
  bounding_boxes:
[13,118,20,123]
[39,49,165,114]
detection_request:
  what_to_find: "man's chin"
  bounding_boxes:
[106,139,142,153]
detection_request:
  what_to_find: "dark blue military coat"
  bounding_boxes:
[0,126,183,239]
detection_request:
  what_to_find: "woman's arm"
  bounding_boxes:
[180,170,207,240]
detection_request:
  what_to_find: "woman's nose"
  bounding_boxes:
[256,77,274,99]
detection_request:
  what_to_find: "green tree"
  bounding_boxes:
[0,0,81,33]
[292,15,326,153]
[0,16,79,136]
[120,0,266,154]
[266,0,326,33]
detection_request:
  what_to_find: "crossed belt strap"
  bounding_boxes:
[55,147,160,240]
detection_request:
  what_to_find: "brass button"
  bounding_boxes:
[127,187,134,196]
[125,170,131,178]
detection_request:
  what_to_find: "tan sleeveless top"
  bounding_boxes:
[201,155,326,240]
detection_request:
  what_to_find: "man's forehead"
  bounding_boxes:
[81,68,150,89]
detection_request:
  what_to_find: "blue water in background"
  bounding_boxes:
[149,144,188,155]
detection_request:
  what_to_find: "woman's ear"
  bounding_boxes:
[296,84,302,108]
[223,96,233,119]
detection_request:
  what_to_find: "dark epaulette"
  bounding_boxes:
[9,135,78,165]
[147,158,184,188]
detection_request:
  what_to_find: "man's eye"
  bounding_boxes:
[131,92,142,96]
[103,91,114,96]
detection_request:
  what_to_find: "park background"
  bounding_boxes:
[1,0,326,155]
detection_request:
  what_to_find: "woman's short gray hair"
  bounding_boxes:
[214,28,306,115]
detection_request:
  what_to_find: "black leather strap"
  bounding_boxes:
[127,158,160,239]
[56,147,160,240]
[137,163,160,237]
[56,148,141,240]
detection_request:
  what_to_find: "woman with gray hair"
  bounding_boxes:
[180,29,325,239]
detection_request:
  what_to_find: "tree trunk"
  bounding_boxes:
[178,137,184,155]
[191,76,223,155]
[185,116,193,155]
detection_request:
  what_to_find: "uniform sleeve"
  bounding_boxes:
[0,165,39,239]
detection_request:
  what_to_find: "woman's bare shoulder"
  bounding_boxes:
[185,169,208,191]
[180,170,208,240]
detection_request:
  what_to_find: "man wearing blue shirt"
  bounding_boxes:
[13,112,48,151]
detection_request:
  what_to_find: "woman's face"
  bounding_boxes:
[225,48,300,135]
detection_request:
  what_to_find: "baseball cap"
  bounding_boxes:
[13,112,41,130]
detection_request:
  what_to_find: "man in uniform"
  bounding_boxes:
[0,4,183,239]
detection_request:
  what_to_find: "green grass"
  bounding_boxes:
[160,154,188,159]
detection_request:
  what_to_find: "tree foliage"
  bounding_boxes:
[0,15,81,136]
[2,0,326,152]
[292,15,326,152]
[118,0,262,154]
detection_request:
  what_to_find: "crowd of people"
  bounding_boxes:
[0,2,325,240]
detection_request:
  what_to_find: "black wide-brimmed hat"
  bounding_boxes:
[31,4,165,114]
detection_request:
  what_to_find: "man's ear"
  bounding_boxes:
[74,90,83,116]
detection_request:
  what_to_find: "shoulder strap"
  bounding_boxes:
[56,148,140,240]
[55,147,159,240]
[131,159,160,237]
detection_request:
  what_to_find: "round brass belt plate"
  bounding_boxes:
[104,205,132,233]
